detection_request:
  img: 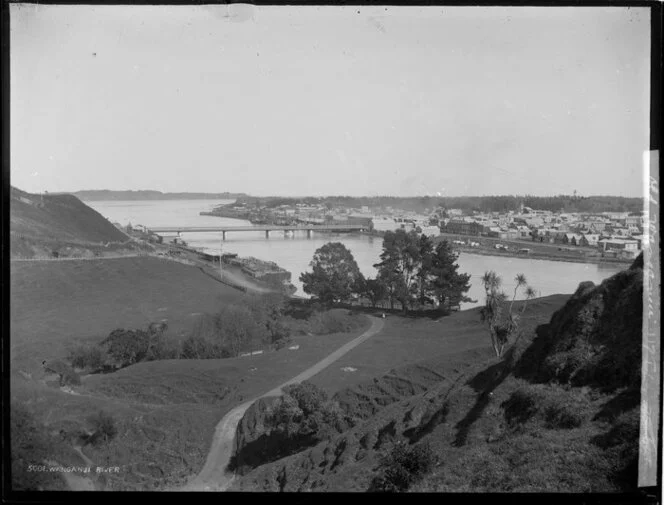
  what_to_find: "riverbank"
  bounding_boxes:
[454,244,632,265]
[358,229,633,265]
[159,241,297,296]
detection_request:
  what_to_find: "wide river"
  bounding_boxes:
[88,199,624,308]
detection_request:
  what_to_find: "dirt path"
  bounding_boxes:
[179,315,385,492]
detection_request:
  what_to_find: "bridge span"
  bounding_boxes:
[148,223,367,240]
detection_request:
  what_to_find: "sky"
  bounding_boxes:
[10,4,650,197]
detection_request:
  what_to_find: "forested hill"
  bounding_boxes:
[69,190,248,201]
[62,190,642,212]
[232,195,644,214]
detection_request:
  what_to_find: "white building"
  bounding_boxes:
[372,217,402,232]
[419,225,441,237]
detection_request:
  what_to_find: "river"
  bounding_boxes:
[88,200,625,308]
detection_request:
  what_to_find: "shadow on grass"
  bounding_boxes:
[227,430,318,476]
[403,402,450,445]
[452,346,515,448]
[511,323,553,383]
[593,387,641,423]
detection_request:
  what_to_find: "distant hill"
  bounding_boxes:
[69,190,248,201]
[10,186,129,250]
[229,194,644,214]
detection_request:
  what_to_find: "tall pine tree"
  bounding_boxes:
[429,240,474,311]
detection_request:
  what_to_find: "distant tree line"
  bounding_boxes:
[233,194,643,214]
[71,190,249,201]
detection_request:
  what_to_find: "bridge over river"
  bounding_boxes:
[148,223,367,240]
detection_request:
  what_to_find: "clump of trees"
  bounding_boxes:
[300,232,473,315]
[65,294,297,371]
[373,230,473,313]
[300,242,363,304]
[231,381,353,474]
[480,271,537,357]
[183,294,291,359]
[269,381,351,442]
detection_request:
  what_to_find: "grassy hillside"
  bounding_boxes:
[231,258,644,493]
[10,257,247,377]
[11,319,371,491]
[9,253,377,490]
[10,187,128,244]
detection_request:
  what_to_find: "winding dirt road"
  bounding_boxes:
[180,315,385,492]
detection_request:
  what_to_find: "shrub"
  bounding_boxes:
[271,382,351,440]
[273,337,292,351]
[271,394,305,437]
[502,388,543,425]
[503,384,589,430]
[60,368,82,386]
[43,360,82,386]
[371,440,437,492]
[86,410,117,445]
[180,334,227,359]
[216,304,268,356]
[284,382,328,416]
[544,402,585,429]
[189,305,270,357]
[593,408,640,449]
[145,334,181,361]
[100,328,151,368]
[68,344,106,371]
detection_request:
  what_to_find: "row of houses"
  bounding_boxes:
[441,218,642,258]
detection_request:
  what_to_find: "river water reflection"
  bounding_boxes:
[89,200,625,308]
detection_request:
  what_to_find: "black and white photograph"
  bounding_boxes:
[5,1,662,497]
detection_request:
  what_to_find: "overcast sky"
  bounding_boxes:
[11,4,650,197]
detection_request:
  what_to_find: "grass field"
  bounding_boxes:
[305,296,567,395]
[10,256,249,377]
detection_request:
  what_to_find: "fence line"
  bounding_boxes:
[10,230,136,248]
[10,252,194,265]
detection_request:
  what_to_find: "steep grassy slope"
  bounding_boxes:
[231,258,644,493]
[10,257,246,377]
[10,186,128,244]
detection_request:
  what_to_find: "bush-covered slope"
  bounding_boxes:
[230,257,644,493]
[514,257,643,393]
